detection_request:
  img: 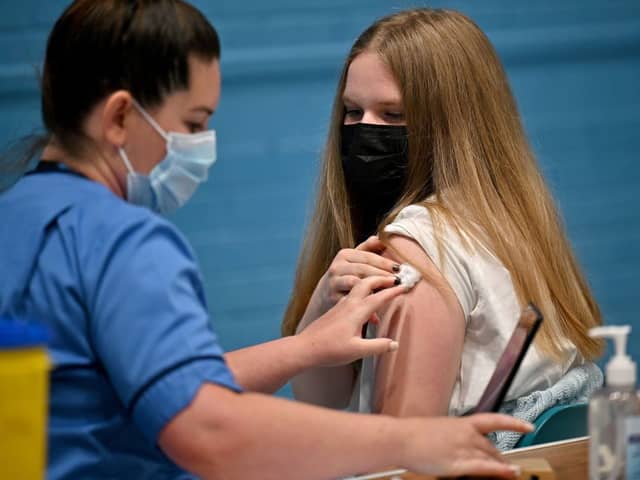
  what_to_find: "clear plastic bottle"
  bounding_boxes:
[589,326,640,480]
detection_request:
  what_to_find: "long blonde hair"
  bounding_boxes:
[281,9,602,361]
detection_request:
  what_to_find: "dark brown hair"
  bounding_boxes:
[43,0,220,154]
[1,0,220,188]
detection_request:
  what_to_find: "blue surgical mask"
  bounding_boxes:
[118,100,217,215]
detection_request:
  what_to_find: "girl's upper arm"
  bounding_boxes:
[373,234,466,417]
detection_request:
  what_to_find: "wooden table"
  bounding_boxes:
[502,436,587,479]
[351,436,588,480]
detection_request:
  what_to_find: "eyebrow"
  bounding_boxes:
[377,99,403,106]
[342,94,359,105]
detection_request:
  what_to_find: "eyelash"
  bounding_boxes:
[186,122,204,133]
[344,109,405,121]
[384,112,404,121]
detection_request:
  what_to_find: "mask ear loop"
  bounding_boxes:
[118,147,135,174]
[122,99,171,176]
[131,99,169,141]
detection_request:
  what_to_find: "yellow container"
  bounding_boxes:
[0,323,50,480]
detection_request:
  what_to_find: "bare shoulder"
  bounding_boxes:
[383,234,430,267]
[381,233,463,319]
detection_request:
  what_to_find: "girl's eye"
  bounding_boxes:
[344,108,362,119]
[385,112,405,121]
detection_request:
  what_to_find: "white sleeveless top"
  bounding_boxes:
[353,204,582,415]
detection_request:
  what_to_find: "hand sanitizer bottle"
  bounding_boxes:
[588,326,640,479]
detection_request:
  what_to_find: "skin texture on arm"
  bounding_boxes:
[289,278,360,406]
[289,352,356,408]
[159,383,532,480]
[373,234,466,416]
[225,335,328,395]
[289,301,357,408]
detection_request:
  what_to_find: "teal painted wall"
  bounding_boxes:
[1,1,639,395]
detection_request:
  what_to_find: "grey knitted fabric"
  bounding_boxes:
[490,362,603,450]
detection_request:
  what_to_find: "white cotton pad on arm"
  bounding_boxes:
[397,263,421,289]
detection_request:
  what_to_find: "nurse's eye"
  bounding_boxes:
[186,122,205,133]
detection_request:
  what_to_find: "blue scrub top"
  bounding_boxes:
[0,163,242,479]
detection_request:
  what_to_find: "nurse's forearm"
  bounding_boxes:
[159,385,410,480]
[227,337,357,406]
[160,384,530,480]
[225,336,318,393]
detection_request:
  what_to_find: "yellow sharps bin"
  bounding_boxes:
[0,319,50,479]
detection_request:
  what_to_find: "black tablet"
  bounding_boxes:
[462,302,543,415]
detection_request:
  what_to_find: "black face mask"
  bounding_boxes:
[341,123,409,242]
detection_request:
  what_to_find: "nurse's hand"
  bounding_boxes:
[298,236,400,333]
[298,275,405,367]
[403,414,533,478]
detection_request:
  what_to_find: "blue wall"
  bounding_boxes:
[1,1,639,394]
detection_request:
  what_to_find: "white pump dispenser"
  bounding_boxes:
[588,325,640,480]
[589,326,636,387]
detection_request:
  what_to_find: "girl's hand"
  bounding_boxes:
[298,236,400,332]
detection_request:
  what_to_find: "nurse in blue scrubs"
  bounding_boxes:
[0,1,532,479]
